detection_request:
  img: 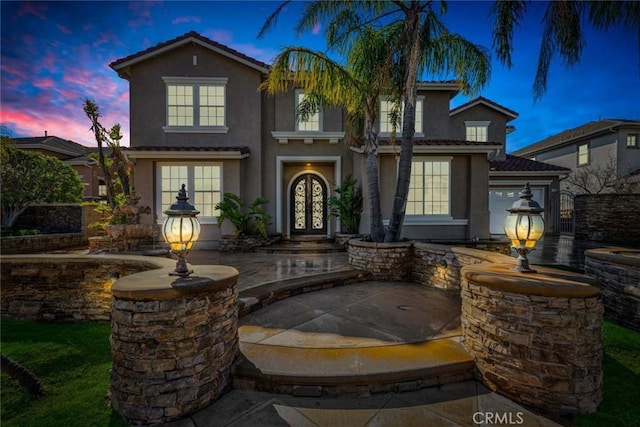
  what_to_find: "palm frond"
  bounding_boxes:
[490,0,528,68]
[257,1,293,39]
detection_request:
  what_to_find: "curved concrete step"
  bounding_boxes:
[232,338,475,396]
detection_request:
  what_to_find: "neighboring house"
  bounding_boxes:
[13,134,105,201]
[512,119,640,194]
[110,31,567,249]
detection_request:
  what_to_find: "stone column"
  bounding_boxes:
[110,265,239,425]
[461,263,603,415]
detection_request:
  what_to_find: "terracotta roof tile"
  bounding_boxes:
[490,154,571,172]
[125,146,250,154]
[14,136,88,156]
[379,138,500,147]
[110,31,270,72]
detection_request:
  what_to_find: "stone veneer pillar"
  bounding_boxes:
[110,265,239,425]
[461,263,603,415]
[347,239,413,281]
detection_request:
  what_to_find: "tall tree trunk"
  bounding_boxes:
[385,7,422,242]
[362,107,385,242]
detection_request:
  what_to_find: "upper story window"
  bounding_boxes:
[295,90,321,131]
[578,143,589,166]
[406,157,451,216]
[379,97,424,135]
[465,121,490,142]
[627,134,638,148]
[158,163,222,223]
[163,77,228,133]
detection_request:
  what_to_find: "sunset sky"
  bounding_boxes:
[1,1,638,152]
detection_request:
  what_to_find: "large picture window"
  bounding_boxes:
[163,77,227,132]
[379,97,423,135]
[406,158,450,216]
[158,164,222,222]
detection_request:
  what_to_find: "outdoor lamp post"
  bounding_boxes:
[162,184,201,276]
[504,182,545,273]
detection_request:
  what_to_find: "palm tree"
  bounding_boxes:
[261,26,395,241]
[491,0,640,100]
[260,1,490,242]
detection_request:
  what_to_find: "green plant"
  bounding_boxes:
[327,175,363,234]
[215,193,271,238]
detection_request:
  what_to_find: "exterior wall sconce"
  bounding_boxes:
[504,182,545,273]
[162,184,201,276]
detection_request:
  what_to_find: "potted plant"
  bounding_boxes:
[215,193,274,252]
[327,175,363,246]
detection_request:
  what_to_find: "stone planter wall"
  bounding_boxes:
[461,264,603,415]
[0,255,175,321]
[0,233,87,255]
[413,243,514,292]
[347,240,413,281]
[585,248,640,332]
[110,266,239,425]
[334,233,365,248]
[574,194,640,243]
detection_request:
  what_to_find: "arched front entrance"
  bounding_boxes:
[289,173,328,235]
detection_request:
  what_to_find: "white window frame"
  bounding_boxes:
[295,89,322,132]
[627,134,638,148]
[162,77,228,134]
[578,143,589,166]
[156,162,223,224]
[379,96,424,136]
[405,156,453,222]
[465,121,490,142]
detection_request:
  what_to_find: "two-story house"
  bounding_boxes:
[13,134,105,201]
[110,31,568,248]
[513,119,640,194]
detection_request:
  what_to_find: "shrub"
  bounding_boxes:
[215,193,271,238]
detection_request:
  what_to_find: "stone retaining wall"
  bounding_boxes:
[110,266,239,425]
[585,248,640,332]
[575,194,640,243]
[0,233,87,255]
[0,255,175,321]
[413,243,514,292]
[347,240,413,281]
[461,264,602,414]
[13,203,82,233]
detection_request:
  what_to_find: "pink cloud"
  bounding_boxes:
[127,1,158,29]
[172,16,201,25]
[57,24,72,35]
[33,78,54,89]
[312,21,321,35]
[204,29,233,45]
[17,2,47,20]
[93,31,122,48]
[0,58,29,80]
[230,43,278,64]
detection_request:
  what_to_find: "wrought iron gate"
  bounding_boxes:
[558,190,575,235]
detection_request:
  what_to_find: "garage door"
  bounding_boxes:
[489,187,544,235]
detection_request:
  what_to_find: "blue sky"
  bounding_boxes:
[1,0,638,152]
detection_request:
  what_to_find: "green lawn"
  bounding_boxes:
[1,318,639,426]
[0,319,128,427]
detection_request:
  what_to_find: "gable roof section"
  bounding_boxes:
[450,96,518,121]
[512,118,640,157]
[490,154,571,175]
[110,31,270,78]
[14,136,88,157]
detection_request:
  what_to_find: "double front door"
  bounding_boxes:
[290,173,327,235]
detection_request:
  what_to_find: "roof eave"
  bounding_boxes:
[489,170,570,177]
[110,36,269,75]
[126,150,250,160]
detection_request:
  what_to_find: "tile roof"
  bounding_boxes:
[490,154,571,173]
[512,118,640,156]
[450,96,518,120]
[14,136,88,156]
[110,31,270,75]
[379,138,500,147]
[125,146,250,154]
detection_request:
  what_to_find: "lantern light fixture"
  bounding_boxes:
[162,184,201,276]
[504,182,545,273]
